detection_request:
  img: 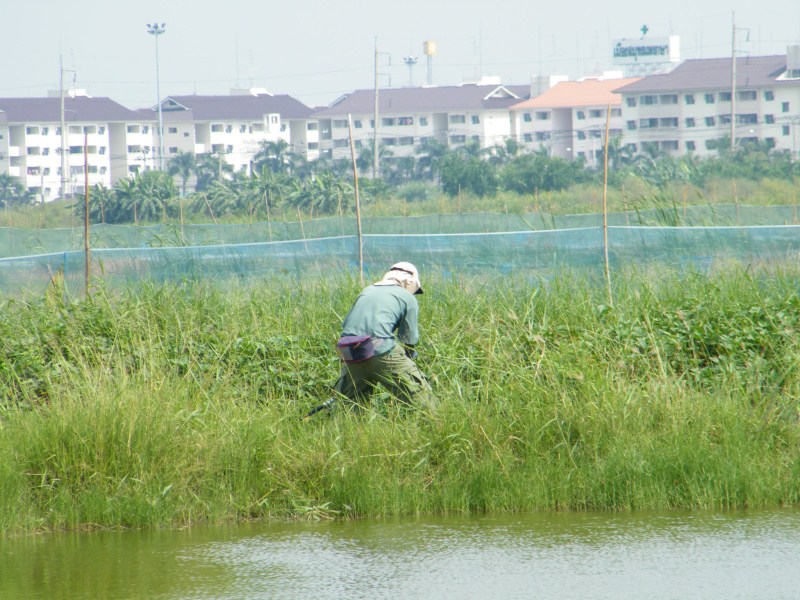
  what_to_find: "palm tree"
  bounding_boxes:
[194,152,234,192]
[252,139,291,174]
[168,151,197,197]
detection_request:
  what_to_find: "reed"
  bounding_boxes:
[1,267,799,533]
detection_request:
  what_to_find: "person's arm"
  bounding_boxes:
[397,296,420,346]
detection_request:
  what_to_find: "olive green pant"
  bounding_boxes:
[334,344,436,412]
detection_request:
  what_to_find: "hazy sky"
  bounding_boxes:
[2,1,799,110]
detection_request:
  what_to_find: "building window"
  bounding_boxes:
[449,115,466,124]
[184,132,190,137]
[783,126,790,136]
[449,134,466,143]
[471,115,480,124]
[398,136,414,146]
[332,120,348,128]
[168,127,178,134]
[333,139,348,148]
[69,126,82,134]
[639,118,658,129]
[737,90,757,101]
[535,132,550,141]
[239,125,247,133]
[98,127,105,134]
[26,126,40,135]
[523,113,532,122]
[640,95,657,105]
[738,114,758,125]
[660,140,679,151]
[576,111,586,120]
[626,143,637,153]
[419,117,428,126]
[765,115,775,124]
[536,111,551,120]
[782,102,790,113]
[660,117,679,128]
[610,108,621,117]
[659,94,678,104]
[718,92,732,102]
[686,141,696,151]
[381,117,396,127]
[704,93,715,104]
[626,121,636,130]
[626,97,637,107]
[766,138,776,148]
[211,124,224,132]
[169,147,178,154]
[685,94,695,105]
[307,123,318,131]
[42,148,50,155]
[685,117,696,127]
[588,109,602,118]
[720,114,731,125]
[143,126,150,134]
[765,91,775,101]
[398,116,414,126]
[577,131,586,140]
[705,116,716,127]
[523,133,533,142]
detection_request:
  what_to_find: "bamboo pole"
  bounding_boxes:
[348,114,364,284]
[602,104,613,308]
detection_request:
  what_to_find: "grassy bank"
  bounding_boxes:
[1,269,800,534]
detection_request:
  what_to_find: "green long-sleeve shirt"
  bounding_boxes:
[340,284,420,355]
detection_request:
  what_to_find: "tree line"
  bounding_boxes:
[2,136,799,223]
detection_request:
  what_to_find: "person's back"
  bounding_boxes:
[341,284,419,356]
[331,262,435,414]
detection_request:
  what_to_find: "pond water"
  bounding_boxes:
[2,509,799,599]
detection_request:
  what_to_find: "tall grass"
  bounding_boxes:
[1,267,800,534]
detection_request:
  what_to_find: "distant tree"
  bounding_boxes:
[0,173,33,207]
[439,152,498,197]
[194,152,234,192]
[168,151,197,197]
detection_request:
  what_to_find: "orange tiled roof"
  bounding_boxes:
[511,77,641,110]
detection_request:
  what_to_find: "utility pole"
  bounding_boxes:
[730,11,737,151]
[373,37,379,179]
[59,55,69,201]
[372,39,391,179]
[147,22,166,171]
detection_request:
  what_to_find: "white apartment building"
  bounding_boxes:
[510,75,640,166]
[0,93,153,201]
[312,81,529,165]
[615,48,800,158]
[154,89,317,174]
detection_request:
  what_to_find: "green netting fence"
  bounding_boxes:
[2,204,799,260]
[2,224,799,298]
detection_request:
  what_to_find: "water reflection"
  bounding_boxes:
[2,509,798,599]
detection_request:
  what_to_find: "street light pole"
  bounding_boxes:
[147,22,166,171]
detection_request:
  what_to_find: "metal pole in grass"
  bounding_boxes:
[602,103,613,307]
[348,113,364,284]
[83,131,91,297]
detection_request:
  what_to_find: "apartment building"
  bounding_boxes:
[312,81,529,164]
[510,75,640,166]
[615,48,800,158]
[0,93,152,201]
[154,89,317,173]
